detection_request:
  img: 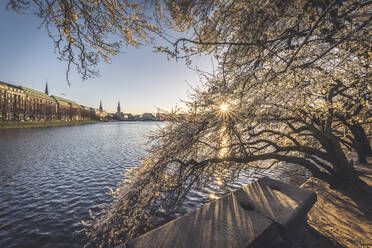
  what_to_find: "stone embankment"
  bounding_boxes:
[125,177,317,248]
[124,159,372,248]
[0,120,101,129]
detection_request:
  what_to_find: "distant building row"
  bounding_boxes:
[108,101,165,121]
[0,81,106,121]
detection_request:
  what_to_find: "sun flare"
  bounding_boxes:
[220,103,228,112]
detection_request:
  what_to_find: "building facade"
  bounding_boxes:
[0,81,103,121]
[0,82,25,121]
[21,86,57,121]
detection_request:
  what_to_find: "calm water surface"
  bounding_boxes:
[0,122,309,248]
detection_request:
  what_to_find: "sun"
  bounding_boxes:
[217,102,234,120]
[220,103,228,112]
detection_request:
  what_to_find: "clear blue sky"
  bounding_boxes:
[0,4,212,114]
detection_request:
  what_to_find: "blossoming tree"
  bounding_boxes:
[7,0,371,247]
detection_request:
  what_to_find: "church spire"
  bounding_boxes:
[45,81,49,95]
[117,101,121,114]
[99,100,103,112]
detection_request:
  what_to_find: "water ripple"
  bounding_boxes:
[0,122,310,247]
[0,122,162,248]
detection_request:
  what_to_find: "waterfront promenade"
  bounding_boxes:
[300,160,372,248]
[125,159,372,248]
[0,120,101,129]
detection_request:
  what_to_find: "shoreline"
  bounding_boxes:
[299,161,372,248]
[0,120,102,129]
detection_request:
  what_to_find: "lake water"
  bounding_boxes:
[0,122,309,248]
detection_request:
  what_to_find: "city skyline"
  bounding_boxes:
[0,5,212,115]
[1,79,158,116]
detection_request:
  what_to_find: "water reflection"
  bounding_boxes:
[0,122,310,247]
[0,122,162,248]
[218,125,229,158]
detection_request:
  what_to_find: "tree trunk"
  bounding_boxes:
[350,123,372,163]
[325,137,356,180]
